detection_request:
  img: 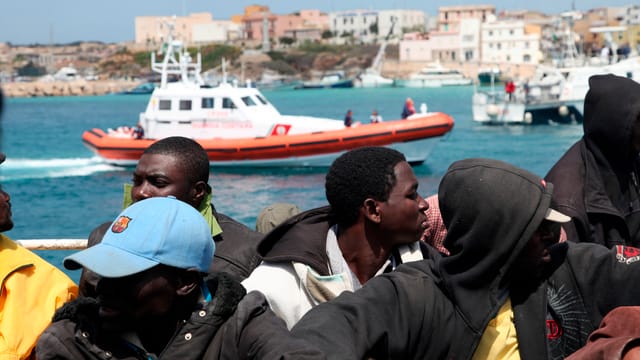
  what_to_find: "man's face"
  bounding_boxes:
[377,161,428,244]
[510,219,562,283]
[131,154,198,208]
[0,186,13,232]
[95,265,182,333]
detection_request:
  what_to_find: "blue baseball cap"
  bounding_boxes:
[64,197,214,278]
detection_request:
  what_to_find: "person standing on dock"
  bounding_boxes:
[505,79,516,102]
[0,90,78,359]
[79,137,262,297]
[242,147,432,329]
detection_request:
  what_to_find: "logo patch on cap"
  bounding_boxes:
[111,216,132,233]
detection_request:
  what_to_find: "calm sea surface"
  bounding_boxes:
[0,85,583,280]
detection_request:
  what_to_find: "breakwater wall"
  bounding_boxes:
[1,80,139,98]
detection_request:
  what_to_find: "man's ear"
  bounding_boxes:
[363,198,382,224]
[191,181,208,206]
[176,270,201,296]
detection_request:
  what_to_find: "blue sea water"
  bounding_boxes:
[0,86,583,281]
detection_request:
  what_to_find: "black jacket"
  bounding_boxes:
[80,205,261,296]
[546,74,640,247]
[211,208,262,281]
[292,158,640,359]
[36,273,324,360]
[257,205,433,276]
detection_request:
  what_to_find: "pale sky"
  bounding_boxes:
[0,1,634,44]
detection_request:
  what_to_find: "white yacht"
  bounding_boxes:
[395,63,472,88]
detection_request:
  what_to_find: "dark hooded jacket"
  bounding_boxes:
[256,205,432,276]
[36,273,324,360]
[546,74,640,247]
[292,158,640,360]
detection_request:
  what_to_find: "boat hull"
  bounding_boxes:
[394,78,472,88]
[295,79,354,89]
[472,91,583,125]
[82,113,454,167]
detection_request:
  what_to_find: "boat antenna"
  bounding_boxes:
[221,58,227,84]
[151,16,203,88]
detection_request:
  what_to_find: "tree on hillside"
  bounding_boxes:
[321,30,334,39]
[17,62,46,77]
[369,22,379,36]
[279,37,295,47]
[198,45,242,71]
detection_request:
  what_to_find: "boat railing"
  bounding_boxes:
[16,239,87,250]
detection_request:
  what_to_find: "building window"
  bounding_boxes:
[497,43,502,50]
[363,16,367,24]
[465,50,473,60]
[506,55,510,61]
[510,29,514,35]
[489,30,493,36]
[179,100,192,110]
[523,54,531,62]
[159,100,171,110]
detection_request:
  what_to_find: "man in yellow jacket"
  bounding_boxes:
[0,98,78,359]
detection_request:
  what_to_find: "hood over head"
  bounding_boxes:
[583,74,640,169]
[257,206,334,276]
[436,158,567,331]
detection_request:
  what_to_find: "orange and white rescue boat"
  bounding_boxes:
[82,21,454,167]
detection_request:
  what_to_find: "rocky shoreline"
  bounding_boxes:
[1,79,140,98]
[1,61,537,98]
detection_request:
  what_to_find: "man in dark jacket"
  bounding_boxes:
[37,197,322,360]
[80,136,262,297]
[292,158,640,359]
[242,147,431,329]
[546,74,640,247]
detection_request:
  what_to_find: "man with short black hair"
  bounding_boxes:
[37,197,323,359]
[80,136,261,297]
[243,146,431,329]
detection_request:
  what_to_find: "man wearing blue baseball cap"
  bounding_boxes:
[36,197,323,359]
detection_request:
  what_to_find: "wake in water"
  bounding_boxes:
[0,156,123,181]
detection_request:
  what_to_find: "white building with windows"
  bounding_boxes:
[329,9,426,43]
[399,18,481,62]
[481,20,541,64]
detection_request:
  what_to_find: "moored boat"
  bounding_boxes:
[81,22,454,166]
[294,71,354,89]
[394,62,472,88]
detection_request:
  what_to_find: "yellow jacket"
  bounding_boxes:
[0,234,78,359]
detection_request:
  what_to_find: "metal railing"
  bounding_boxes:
[16,239,88,250]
